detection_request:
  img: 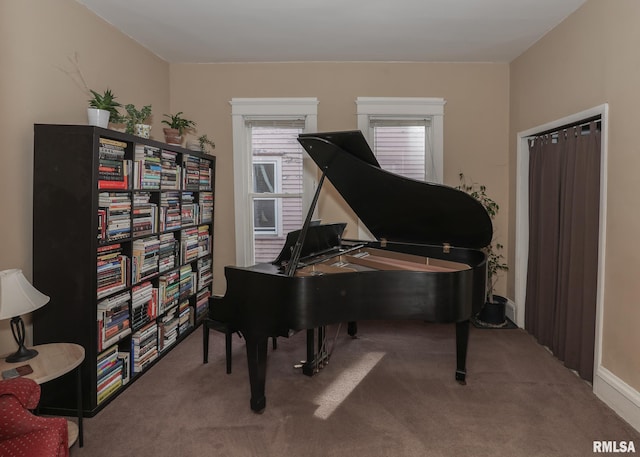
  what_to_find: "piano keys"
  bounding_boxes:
[210,130,492,413]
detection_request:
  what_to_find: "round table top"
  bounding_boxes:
[0,343,85,385]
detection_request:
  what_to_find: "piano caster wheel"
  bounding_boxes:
[455,370,466,385]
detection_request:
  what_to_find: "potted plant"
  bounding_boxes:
[161,112,196,145]
[457,173,509,326]
[123,104,152,138]
[197,134,216,154]
[87,89,121,128]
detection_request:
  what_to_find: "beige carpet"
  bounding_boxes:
[71,320,639,456]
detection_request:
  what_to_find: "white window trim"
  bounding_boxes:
[356,97,445,183]
[231,98,318,266]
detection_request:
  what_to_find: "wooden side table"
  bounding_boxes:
[0,343,85,448]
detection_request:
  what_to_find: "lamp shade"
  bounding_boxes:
[0,269,50,320]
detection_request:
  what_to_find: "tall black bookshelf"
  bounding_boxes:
[32,124,216,417]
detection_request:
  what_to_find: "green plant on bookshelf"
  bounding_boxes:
[87,88,122,128]
[88,89,121,116]
[197,134,216,154]
[123,104,152,137]
[162,112,196,145]
[162,112,196,135]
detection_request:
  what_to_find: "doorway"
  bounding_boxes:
[514,104,608,382]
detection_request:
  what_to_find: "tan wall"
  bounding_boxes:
[0,2,511,371]
[0,0,170,354]
[170,62,511,297]
[510,0,640,390]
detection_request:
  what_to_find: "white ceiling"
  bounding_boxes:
[76,0,587,64]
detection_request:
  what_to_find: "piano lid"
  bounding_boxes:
[297,131,493,249]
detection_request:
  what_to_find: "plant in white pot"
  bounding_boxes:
[87,89,121,128]
[161,112,196,145]
[457,173,509,326]
[123,104,152,138]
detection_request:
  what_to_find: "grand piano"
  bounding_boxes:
[210,130,492,413]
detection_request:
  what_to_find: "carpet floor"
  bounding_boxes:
[70,320,639,456]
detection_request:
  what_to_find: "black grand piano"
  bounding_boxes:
[210,130,492,413]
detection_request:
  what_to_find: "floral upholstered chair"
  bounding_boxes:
[0,377,69,457]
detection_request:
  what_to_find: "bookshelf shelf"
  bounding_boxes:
[32,124,216,417]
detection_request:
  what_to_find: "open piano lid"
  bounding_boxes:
[297,131,493,249]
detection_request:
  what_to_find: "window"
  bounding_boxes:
[356,97,445,183]
[253,160,279,234]
[371,120,428,181]
[231,98,318,266]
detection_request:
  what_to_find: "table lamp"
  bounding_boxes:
[0,269,50,363]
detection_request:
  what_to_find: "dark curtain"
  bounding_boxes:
[525,121,600,382]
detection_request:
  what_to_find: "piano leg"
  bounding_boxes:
[245,333,268,413]
[347,321,358,337]
[455,320,469,385]
[303,328,315,376]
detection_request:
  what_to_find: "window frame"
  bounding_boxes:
[231,98,318,266]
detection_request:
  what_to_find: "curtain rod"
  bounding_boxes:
[531,115,601,138]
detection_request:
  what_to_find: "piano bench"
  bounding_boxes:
[202,318,278,374]
[203,318,237,374]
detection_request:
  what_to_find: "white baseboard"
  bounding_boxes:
[594,365,640,433]
[506,298,517,324]
[505,299,639,433]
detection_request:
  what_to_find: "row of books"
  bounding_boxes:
[195,287,210,322]
[181,155,212,190]
[133,192,158,236]
[197,256,212,291]
[97,244,128,299]
[132,321,158,374]
[131,144,213,191]
[158,233,179,274]
[131,281,158,331]
[97,345,129,405]
[158,269,180,314]
[132,237,160,284]
[178,300,194,335]
[179,225,211,265]
[97,290,132,352]
[97,137,212,191]
[133,145,161,189]
[98,138,129,190]
[99,191,212,242]
[98,193,131,241]
[158,304,180,351]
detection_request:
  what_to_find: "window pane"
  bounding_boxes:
[254,199,276,232]
[373,125,426,181]
[253,163,275,193]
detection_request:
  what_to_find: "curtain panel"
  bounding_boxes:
[525,121,600,382]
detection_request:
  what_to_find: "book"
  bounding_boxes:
[1,364,33,379]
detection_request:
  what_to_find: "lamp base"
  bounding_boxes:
[5,346,38,363]
[5,316,38,363]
